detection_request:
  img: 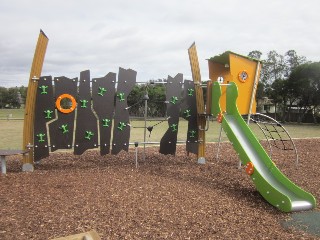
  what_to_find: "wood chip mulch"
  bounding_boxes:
[0,138,319,239]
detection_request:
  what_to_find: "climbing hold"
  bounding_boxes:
[184,109,191,118]
[59,124,69,134]
[80,99,89,108]
[245,162,254,175]
[85,131,94,140]
[39,85,48,94]
[217,112,223,123]
[187,88,194,96]
[36,133,46,143]
[170,96,178,104]
[102,118,111,127]
[117,122,127,131]
[117,92,125,102]
[170,123,178,132]
[44,110,53,119]
[189,130,196,138]
[98,87,107,96]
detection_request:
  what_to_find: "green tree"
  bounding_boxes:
[288,62,320,123]
[248,50,262,60]
[0,87,8,108]
[147,83,166,117]
[127,85,145,116]
[7,87,21,108]
[261,50,286,85]
[284,50,307,78]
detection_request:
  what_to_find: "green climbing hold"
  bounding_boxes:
[85,131,94,140]
[189,130,196,138]
[36,133,46,142]
[44,110,53,119]
[117,92,125,102]
[80,99,89,108]
[39,85,48,94]
[59,124,69,134]
[170,96,178,104]
[188,88,194,96]
[170,123,178,132]
[117,122,127,131]
[98,87,107,96]
[102,118,111,127]
[184,109,191,118]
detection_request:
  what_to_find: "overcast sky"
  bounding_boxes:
[1,0,320,87]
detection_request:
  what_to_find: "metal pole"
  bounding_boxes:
[135,142,139,168]
[143,89,149,161]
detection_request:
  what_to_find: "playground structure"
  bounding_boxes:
[18,30,316,212]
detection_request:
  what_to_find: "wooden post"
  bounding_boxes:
[22,30,49,171]
[188,43,206,164]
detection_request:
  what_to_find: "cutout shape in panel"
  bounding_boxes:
[159,73,183,155]
[181,80,198,155]
[92,72,116,155]
[34,76,55,162]
[49,76,78,152]
[74,70,98,155]
[111,68,137,155]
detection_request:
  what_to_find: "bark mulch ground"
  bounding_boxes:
[0,138,319,239]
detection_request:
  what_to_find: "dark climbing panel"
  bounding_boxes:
[181,80,198,155]
[34,76,55,162]
[49,76,78,152]
[92,72,116,155]
[74,70,98,155]
[159,73,183,155]
[111,68,137,154]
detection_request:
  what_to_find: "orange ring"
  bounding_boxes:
[245,162,254,175]
[56,94,77,114]
[238,70,249,83]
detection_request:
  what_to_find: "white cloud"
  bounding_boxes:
[0,0,319,87]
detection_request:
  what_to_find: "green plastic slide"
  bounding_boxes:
[211,82,316,212]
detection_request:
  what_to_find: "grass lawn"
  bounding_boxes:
[0,108,25,119]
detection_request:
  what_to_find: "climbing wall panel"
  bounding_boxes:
[111,68,137,154]
[33,76,55,162]
[181,80,198,155]
[159,73,183,155]
[92,72,116,155]
[74,70,98,155]
[49,77,78,151]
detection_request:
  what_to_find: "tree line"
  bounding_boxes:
[1,50,319,123]
[249,50,320,123]
[0,86,27,109]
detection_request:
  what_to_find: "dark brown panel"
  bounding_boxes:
[111,68,137,155]
[181,80,198,155]
[33,76,55,162]
[159,73,183,155]
[92,72,116,155]
[74,70,98,155]
[49,76,78,152]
